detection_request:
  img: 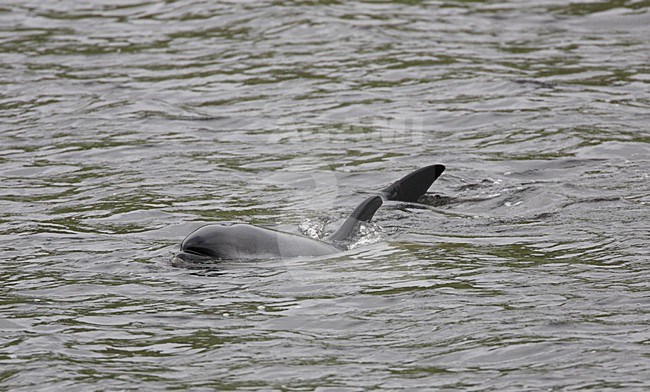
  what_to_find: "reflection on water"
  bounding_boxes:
[1,0,649,390]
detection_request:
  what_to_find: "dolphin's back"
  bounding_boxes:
[180,223,339,261]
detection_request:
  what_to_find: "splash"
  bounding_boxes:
[298,218,329,240]
[299,218,384,249]
[346,222,385,250]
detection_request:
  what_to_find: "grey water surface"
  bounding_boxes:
[1,0,649,390]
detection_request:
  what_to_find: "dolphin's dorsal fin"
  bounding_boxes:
[328,195,383,242]
[328,164,445,242]
[382,164,445,202]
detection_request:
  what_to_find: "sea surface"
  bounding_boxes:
[1,0,649,390]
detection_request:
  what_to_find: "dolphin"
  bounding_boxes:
[172,164,445,267]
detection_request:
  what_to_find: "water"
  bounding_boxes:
[1,0,649,390]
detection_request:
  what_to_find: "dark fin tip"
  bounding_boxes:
[328,195,383,242]
[382,164,445,202]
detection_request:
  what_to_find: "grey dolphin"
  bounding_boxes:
[172,164,445,267]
